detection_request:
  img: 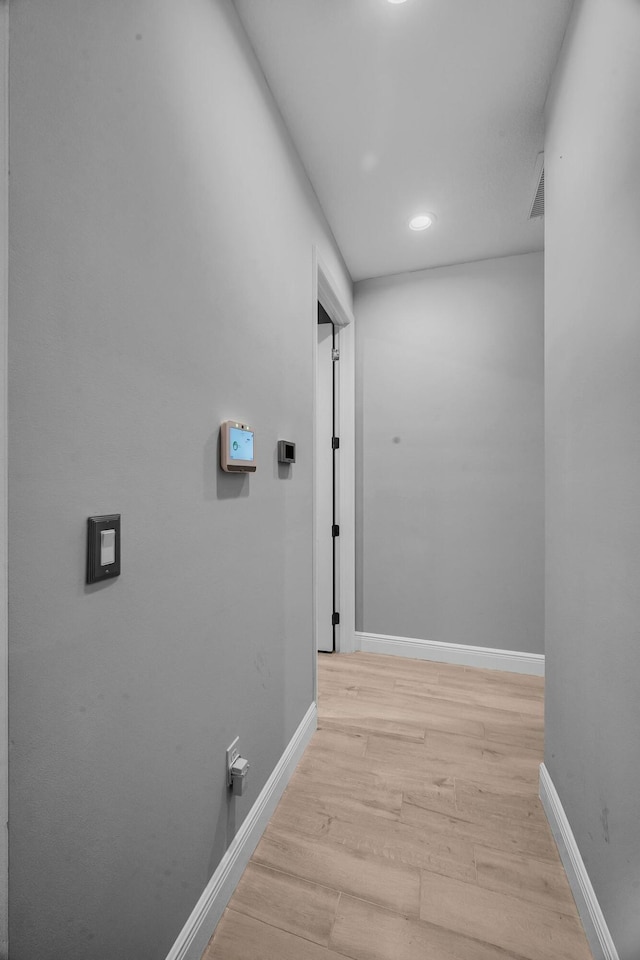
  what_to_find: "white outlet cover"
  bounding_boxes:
[226,737,240,786]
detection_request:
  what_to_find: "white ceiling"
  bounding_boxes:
[233,0,574,282]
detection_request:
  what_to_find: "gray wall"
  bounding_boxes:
[544,0,640,955]
[355,253,544,652]
[7,2,351,959]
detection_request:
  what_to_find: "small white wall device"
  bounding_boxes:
[226,737,250,797]
[220,420,256,473]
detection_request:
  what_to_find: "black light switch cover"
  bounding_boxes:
[87,514,121,584]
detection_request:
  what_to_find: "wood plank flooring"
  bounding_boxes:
[203,652,593,960]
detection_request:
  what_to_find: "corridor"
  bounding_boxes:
[205,652,592,960]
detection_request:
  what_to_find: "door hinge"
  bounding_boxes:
[332,436,340,450]
[332,348,340,362]
[332,524,340,538]
[332,612,340,626]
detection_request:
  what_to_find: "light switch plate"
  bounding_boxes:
[87,514,121,584]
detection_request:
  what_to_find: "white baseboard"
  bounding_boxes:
[355,631,544,676]
[165,703,317,960]
[539,764,619,960]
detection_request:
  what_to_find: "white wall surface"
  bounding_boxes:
[355,253,544,653]
[0,2,7,953]
[7,2,351,958]
[544,0,640,954]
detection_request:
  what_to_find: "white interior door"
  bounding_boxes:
[316,315,335,652]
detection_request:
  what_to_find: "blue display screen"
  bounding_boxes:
[229,427,254,461]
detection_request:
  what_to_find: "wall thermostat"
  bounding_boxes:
[220,421,256,473]
[277,440,296,464]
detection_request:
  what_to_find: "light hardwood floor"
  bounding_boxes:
[203,652,593,960]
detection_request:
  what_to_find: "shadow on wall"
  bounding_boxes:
[275,444,292,481]
[202,431,250,500]
[208,779,238,879]
[203,430,293,498]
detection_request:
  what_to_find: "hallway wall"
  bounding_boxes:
[544,0,640,954]
[7,2,351,958]
[355,252,544,653]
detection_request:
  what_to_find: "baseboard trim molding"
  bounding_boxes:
[165,702,317,960]
[355,631,544,676]
[539,763,619,960]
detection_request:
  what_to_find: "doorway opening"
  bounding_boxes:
[312,246,355,680]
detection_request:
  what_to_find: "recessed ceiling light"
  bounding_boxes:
[388,0,408,4]
[409,213,437,231]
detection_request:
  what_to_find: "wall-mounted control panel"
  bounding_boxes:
[220,421,256,473]
[277,440,296,464]
[87,514,121,583]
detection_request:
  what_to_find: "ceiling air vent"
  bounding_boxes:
[529,157,544,219]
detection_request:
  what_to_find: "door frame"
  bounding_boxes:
[311,246,355,677]
[0,1,8,953]
[315,310,336,654]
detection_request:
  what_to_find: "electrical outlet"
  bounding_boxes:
[226,736,240,787]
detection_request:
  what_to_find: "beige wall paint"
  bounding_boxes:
[7,2,350,958]
[544,0,640,955]
[355,252,544,654]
